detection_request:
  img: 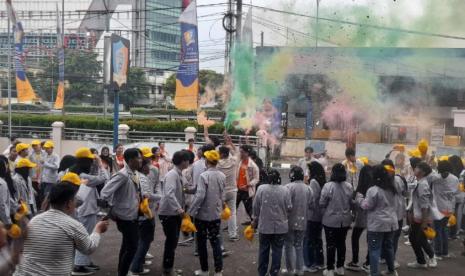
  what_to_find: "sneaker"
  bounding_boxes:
[222,249,231,257]
[229,236,240,242]
[428,257,437,268]
[344,262,360,271]
[145,253,154,260]
[281,268,291,275]
[194,270,209,276]
[86,263,100,271]
[380,259,386,264]
[72,266,95,276]
[335,267,344,275]
[361,263,370,273]
[144,260,153,266]
[443,253,456,258]
[306,266,319,273]
[323,269,335,276]
[194,251,199,256]
[178,236,194,246]
[434,255,443,261]
[407,262,427,269]
[404,241,411,246]
[130,269,150,275]
[214,272,223,276]
[394,261,400,269]
[381,270,398,276]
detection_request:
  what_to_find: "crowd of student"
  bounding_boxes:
[0,133,464,276]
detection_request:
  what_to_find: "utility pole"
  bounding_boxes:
[315,0,320,48]
[236,0,243,43]
[260,31,264,47]
[103,0,110,118]
[61,0,65,116]
[224,0,233,74]
[7,18,12,138]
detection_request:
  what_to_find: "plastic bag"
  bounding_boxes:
[8,224,22,239]
[139,198,153,219]
[448,215,457,227]
[243,225,255,241]
[221,205,231,220]
[181,214,197,233]
[423,227,436,240]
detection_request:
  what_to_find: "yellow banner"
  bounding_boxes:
[16,76,38,103]
[175,78,199,111]
[54,82,64,109]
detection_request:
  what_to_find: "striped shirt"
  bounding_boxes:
[14,209,101,276]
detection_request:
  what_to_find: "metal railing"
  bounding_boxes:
[0,125,52,139]
[63,128,114,143]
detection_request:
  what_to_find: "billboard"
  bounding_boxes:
[105,34,130,90]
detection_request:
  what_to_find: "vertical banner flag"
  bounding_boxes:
[6,0,40,103]
[174,0,199,110]
[109,34,130,90]
[54,3,65,109]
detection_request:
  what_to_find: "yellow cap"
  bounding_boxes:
[31,140,41,146]
[43,141,54,149]
[61,172,81,186]
[384,165,395,173]
[407,149,422,158]
[358,157,369,166]
[418,139,428,155]
[393,144,405,152]
[75,147,95,159]
[439,155,450,162]
[16,158,37,169]
[140,147,153,158]
[15,143,30,153]
[204,150,220,162]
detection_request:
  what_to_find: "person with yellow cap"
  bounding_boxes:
[129,147,161,275]
[38,141,59,210]
[188,150,225,276]
[15,143,30,160]
[68,147,110,275]
[13,158,37,215]
[29,140,45,207]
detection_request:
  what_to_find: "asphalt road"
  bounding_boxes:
[90,204,465,276]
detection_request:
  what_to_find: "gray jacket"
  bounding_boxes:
[192,158,207,188]
[188,168,225,221]
[410,177,433,222]
[394,175,407,220]
[358,186,399,232]
[308,179,323,222]
[140,171,162,219]
[0,178,12,225]
[40,153,60,184]
[218,155,238,193]
[319,181,354,228]
[285,181,313,231]
[158,167,185,216]
[432,173,458,216]
[13,174,36,214]
[76,169,110,217]
[100,167,142,221]
[253,184,292,234]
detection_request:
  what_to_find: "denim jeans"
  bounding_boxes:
[116,219,140,276]
[130,218,155,273]
[75,214,97,266]
[409,222,434,264]
[194,219,223,272]
[324,226,349,270]
[303,221,324,268]
[284,230,305,272]
[224,190,238,238]
[258,233,285,276]
[367,231,395,276]
[433,217,449,256]
[382,220,403,261]
[159,215,182,272]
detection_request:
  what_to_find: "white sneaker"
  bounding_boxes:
[394,261,400,269]
[281,269,290,275]
[194,270,209,276]
[428,257,437,268]
[335,267,344,276]
[434,255,443,261]
[407,262,427,269]
[129,269,150,275]
[381,270,398,276]
[214,272,223,276]
[145,253,154,260]
[144,260,152,266]
[323,269,335,276]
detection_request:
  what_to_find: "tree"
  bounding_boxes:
[163,69,224,97]
[34,49,102,105]
[118,67,151,109]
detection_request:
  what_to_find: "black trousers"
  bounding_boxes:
[195,219,223,272]
[324,226,349,270]
[351,227,365,264]
[236,190,253,220]
[409,222,434,264]
[159,215,182,272]
[116,219,140,276]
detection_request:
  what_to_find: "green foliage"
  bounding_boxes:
[119,67,151,109]
[0,114,240,134]
[64,105,114,113]
[3,103,49,111]
[130,108,224,118]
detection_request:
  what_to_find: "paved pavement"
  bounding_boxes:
[90,204,465,276]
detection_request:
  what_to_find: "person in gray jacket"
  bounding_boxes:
[282,166,312,276]
[39,141,59,207]
[357,165,399,276]
[253,169,292,276]
[303,161,326,273]
[158,151,190,276]
[100,148,143,276]
[407,162,437,269]
[189,150,225,276]
[320,163,354,276]
[346,165,373,272]
[431,160,458,258]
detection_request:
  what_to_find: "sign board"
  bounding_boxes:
[104,34,130,90]
[430,125,445,146]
